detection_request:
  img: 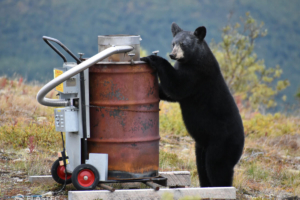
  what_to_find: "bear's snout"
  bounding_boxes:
[170,44,184,60]
[169,54,176,60]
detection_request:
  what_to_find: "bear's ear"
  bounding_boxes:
[171,22,183,37]
[194,26,206,41]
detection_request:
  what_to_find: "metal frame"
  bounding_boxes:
[99,176,167,185]
[98,176,167,192]
[37,36,168,192]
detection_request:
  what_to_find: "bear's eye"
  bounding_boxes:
[179,42,184,46]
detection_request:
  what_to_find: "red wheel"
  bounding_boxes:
[51,159,72,184]
[77,169,95,187]
[57,164,72,180]
[72,164,99,190]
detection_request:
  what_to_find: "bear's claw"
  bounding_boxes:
[141,56,157,70]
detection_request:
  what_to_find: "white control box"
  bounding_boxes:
[54,106,79,132]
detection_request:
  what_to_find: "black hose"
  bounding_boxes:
[53,132,67,196]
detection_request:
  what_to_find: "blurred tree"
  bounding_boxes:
[296,88,300,100]
[140,47,148,57]
[211,12,290,110]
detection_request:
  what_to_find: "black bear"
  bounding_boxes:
[141,23,244,187]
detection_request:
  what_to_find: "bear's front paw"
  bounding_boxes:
[141,55,158,70]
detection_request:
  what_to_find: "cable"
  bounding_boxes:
[52,132,68,196]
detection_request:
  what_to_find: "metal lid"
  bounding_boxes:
[98,35,141,62]
[98,35,141,46]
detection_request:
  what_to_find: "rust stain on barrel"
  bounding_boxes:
[88,62,160,180]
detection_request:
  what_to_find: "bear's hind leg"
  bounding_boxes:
[195,143,211,187]
[205,144,234,187]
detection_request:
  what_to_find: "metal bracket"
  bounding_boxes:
[70,98,79,108]
[143,181,159,191]
[152,176,167,187]
[152,50,159,56]
[128,53,135,65]
[78,53,84,61]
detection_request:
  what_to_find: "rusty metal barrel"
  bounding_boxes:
[87,35,160,180]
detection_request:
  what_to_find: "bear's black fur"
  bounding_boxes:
[141,23,244,187]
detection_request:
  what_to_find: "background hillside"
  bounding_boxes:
[0,0,300,109]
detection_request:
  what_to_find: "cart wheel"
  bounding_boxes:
[51,159,72,185]
[72,164,99,190]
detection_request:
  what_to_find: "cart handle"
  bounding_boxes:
[43,36,81,64]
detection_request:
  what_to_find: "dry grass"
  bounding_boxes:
[0,77,64,198]
[0,77,60,150]
[1,77,300,199]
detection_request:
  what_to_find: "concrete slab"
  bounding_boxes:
[68,187,236,200]
[29,175,55,184]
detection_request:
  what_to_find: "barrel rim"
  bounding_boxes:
[81,59,147,65]
[96,61,146,65]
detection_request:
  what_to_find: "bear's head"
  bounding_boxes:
[170,23,207,63]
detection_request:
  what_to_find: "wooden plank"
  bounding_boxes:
[177,175,189,186]
[159,171,191,187]
[184,175,192,185]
